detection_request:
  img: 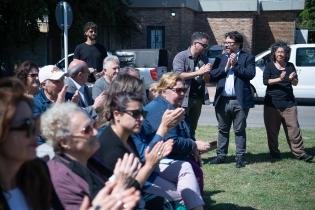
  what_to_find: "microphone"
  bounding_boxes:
[198,59,205,68]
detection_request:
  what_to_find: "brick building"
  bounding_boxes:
[126,0,304,68]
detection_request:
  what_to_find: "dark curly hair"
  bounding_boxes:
[270,41,291,63]
[83,21,97,33]
[99,74,144,124]
[225,31,244,49]
[14,60,39,86]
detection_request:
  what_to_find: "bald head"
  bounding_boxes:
[68,59,89,78]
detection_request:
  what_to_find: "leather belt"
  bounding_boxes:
[222,96,237,100]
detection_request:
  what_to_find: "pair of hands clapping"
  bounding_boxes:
[80,153,141,210]
[279,71,297,81]
[56,84,106,110]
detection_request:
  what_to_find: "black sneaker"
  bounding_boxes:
[235,156,246,168]
[299,153,313,162]
[270,152,281,159]
[270,152,282,162]
[209,156,226,164]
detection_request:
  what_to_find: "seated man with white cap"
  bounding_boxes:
[33,65,74,149]
[33,65,70,118]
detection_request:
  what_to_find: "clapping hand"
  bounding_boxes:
[157,108,185,137]
[92,92,107,111]
[56,84,68,103]
[161,108,185,128]
[112,153,141,190]
[144,140,173,167]
[289,72,297,81]
[279,71,286,81]
[195,140,210,154]
[71,90,79,103]
[80,181,140,210]
[229,53,237,67]
[225,53,237,70]
[196,63,212,76]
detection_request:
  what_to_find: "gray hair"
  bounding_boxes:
[40,102,83,152]
[103,55,120,69]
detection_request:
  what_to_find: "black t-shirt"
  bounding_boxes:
[74,43,107,72]
[263,61,297,108]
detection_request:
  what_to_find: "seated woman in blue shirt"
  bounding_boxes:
[140,73,211,192]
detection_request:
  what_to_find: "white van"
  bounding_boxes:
[252,44,315,105]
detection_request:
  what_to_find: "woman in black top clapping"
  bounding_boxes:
[263,41,313,162]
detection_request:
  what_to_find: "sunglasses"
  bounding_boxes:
[27,73,38,78]
[123,109,147,119]
[70,121,97,139]
[81,121,97,135]
[10,118,37,137]
[169,88,187,94]
[195,41,208,49]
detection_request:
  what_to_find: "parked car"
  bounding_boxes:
[55,53,74,70]
[113,49,168,89]
[207,44,224,64]
[252,44,315,105]
[56,49,168,90]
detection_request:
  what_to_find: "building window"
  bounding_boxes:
[147,26,165,49]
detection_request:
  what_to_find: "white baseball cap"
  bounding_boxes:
[39,65,65,83]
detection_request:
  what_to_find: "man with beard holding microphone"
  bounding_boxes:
[74,22,107,82]
[209,31,255,168]
[173,32,212,139]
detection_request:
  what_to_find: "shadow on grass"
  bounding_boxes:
[203,191,257,210]
[203,146,315,165]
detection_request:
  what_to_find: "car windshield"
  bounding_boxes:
[207,45,223,58]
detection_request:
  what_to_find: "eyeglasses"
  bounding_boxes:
[169,87,187,94]
[10,118,37,137]
[195,42,208,49]
[223,42,236,45]
[123,109,147,119]
[27,73,38,78]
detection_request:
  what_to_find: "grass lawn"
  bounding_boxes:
[196,126,315,210]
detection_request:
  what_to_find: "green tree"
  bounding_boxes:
[297,0,315,29]
[0,0,139,72]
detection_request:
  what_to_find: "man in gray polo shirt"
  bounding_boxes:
[92,55,120,99]
[173,32,212,137]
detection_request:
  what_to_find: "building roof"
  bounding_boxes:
[129,0,305,12]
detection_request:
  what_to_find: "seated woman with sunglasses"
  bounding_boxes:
[41,102,141,210]
[14,60,40,96]
[140,73,211,193]
[92,88,204,210]
[0,78,60,210]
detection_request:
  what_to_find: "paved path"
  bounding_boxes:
[198,104,315,130]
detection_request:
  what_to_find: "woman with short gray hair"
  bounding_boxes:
[41,102,141,210]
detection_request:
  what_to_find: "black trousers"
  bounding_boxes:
[215,97,249,157]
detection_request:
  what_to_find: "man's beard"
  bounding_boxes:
[89,34,97,41]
